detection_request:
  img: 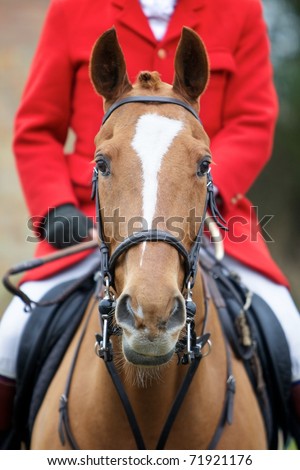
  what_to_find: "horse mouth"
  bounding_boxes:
[123,339,174,366]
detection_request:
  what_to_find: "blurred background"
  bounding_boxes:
[0,0,299,313]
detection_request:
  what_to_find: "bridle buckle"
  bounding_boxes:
[94,276,115,362]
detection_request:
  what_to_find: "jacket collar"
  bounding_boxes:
[111,0,206,45]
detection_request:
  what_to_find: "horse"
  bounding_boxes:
[30,27,266,450]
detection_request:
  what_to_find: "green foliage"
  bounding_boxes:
[289,0,300,16]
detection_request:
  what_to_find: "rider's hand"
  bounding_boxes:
[42,203,94,249]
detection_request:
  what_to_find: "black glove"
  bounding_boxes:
[42,204,94,249]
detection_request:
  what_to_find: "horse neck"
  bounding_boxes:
[79,270,227,449]
[116,271,223,397]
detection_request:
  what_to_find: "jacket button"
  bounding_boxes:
[157,48,167,59]
[231,193,243,204]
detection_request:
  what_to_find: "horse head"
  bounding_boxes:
[90,27,211,370]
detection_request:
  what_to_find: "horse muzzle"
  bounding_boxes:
[116,293,186,366]
[122,336,175,366]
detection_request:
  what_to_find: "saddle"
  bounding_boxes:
[200,253,293,449]
[5,254,296,450]
[6,276,95,449]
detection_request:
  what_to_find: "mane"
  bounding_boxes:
[136,71,162,90]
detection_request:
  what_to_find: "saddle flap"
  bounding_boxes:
[207,263,292,448]
[12,277,95,447]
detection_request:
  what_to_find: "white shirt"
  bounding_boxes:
[139,0,178,41]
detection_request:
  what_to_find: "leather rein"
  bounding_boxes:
[59,96,235,450]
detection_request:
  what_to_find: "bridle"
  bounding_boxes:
[58,96,235,450]
[91,95,227,364]
[58,93,235,449]
[3,94,235,450]
[59,96,235,450]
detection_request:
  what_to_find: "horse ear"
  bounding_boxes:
[173,27,209,102]
[90,27,132,102]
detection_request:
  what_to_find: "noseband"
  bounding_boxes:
[92,95,227,364]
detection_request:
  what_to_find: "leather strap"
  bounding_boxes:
[104,361,146,449]
[2,241,99,308]
[102,96,202,125]
[156,339,204,450]
[58,296,98,449]
[108,230,190,285]
[207,341,236,450]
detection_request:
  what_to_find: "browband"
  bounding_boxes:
[102,96,202,125]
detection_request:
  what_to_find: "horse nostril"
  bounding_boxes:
[167,296,186,330]
[157,319,167,330]
[115,294,136,329]
[116,294,185,333]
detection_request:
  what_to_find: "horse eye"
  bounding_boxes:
[197,158,211,177]
[96,156,110,176]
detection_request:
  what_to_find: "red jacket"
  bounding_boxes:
[13,0,288,286]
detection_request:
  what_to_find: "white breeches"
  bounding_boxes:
[0,252,100,379]
[0,252,299,381]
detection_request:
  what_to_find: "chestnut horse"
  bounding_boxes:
[30,27,266,450]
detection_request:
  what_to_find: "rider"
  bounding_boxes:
[1,0,299,446]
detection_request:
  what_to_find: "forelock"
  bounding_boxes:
[137,71,162,90]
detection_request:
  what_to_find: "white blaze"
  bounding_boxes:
[131,113,183,269]
[131,113,183,228]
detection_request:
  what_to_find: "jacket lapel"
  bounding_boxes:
[111,0,206,45]
[162,0,206,44]
[111,0,157,45]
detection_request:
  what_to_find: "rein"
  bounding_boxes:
[58,270,235,450]
[2,240,99,309]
